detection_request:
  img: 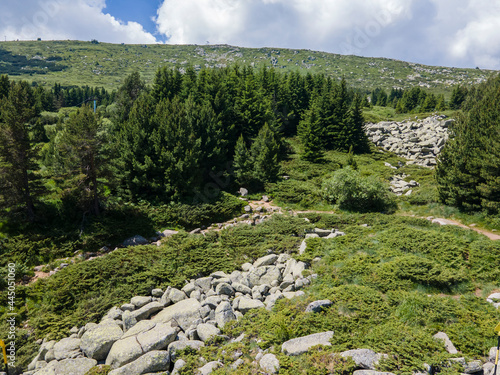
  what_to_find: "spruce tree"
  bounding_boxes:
[233,134,253,186]
[251,123,281,185]
[436,75,500,213]
[298,102,324,162]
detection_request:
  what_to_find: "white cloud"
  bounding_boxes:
[0,0,157,44]
[155,0,500,69]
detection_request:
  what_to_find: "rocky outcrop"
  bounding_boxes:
[365,115,452,168]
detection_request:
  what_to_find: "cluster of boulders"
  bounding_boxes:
[365,115,453,167]
[389,173,420,196]
[24,252,317,375]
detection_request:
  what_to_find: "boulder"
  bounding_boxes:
[260,353,280,373]
[215,282,235,296]
[282,331,334,356]
[196,323,221,342]
[130,296,152,308]
[238,297,265,314]
[195,277,213,292]
[215,301,237,328]
[122,235,149,247]
[433,332,458,354]
[44,358,97,375]
[197,361,222,375]
[305,300,333,313]
[53,338,82,360]
[105,336,144,369]
[131,301,164,321]
[168,340,205,361]
[136,323,177,352]
[253,254,278,268]
[80,321,123,360]
[152,298,202,331]
[122,320,156,339]
[232,282,252,295]
[340,349,383,370]
[168,288,188,304]
[108,350,170,375]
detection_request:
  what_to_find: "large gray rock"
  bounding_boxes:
[282,331,334,356]
[168,288,188,304]
[197,361,222,375]
[168,340,205,361]
[215,282,235,296]
[433,332,458,354]
[136,323,178,352]
[152,298,202,331]
[253,254,278,268]
[105,336,144,369]
[122,320,156,339]
[215,301,237,328]
[122,235,149,247]
[232,282,252,295]
[248,266,282,287]
[340,349,383,370]
[80,321,123,360]
[53,338,82,360]
[305,300,333,313]
[238,297,265,314]
[108,350,170,375]
[260,353,280,373]
[38,358,97,375]
[195,277,213,292]
[131,301,164,321]
[131,296,153,308]
[197,323,221,342]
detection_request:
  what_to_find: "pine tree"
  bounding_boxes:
[0,80,39,221]
[115,71,146,123]
[0,75,9,100]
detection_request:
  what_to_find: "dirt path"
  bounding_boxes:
[250,199,500,241]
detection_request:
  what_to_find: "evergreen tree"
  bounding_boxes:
[298,101,324,162]
[435,94,447,111]
[421,93,437,112]
[251,123,281,185]
[0,80,39,221]
[436,75,500,213]
[233,134,253,186]
[0,75,9,100]
[345,93,370,153]
[449,85,468,110]
[58,105,109,215]
[115,71,146,123]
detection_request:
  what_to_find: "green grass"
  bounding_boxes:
[363,106,456,123]
[0,40,495,92]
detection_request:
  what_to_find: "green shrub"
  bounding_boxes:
[322,166,397,213]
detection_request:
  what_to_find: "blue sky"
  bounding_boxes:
[1,0,500,70]
[104,0,163,39]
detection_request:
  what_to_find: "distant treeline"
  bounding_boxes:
[369,85,469,113]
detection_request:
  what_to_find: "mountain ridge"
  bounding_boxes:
[0,40,496,92]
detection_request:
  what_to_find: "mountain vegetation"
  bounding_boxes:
[0,42,499,375]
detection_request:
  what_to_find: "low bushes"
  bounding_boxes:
[322,167,397,213]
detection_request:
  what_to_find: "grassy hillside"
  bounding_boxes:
[0,40,495,93]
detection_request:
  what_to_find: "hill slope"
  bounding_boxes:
[0,40,495,92]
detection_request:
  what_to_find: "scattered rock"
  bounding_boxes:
[122,235,149,247]
[282,331,334,356]
[260,353,280,373]
[305,300,333,313]
[433,332,458,354]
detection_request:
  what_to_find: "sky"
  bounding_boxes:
[1,0,500,69]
